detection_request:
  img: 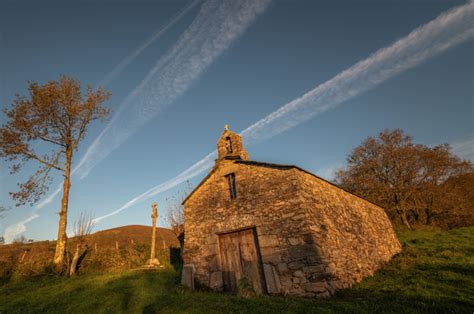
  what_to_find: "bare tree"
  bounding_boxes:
[336,129,473,229]
[69,211,94,276]
[0,75,110,269]
[165,181,193,236]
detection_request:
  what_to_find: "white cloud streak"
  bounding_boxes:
[5,0,268,236]
[37,185,62,209]
[74,0,271,180]
[240,2,474,146]
[92,151,217,223]
[3,214,40,243]
[98,0,203,88]
[93,1,474,223]
[35,0,271,210]
[35,1,202,210]
[7,0,217,235]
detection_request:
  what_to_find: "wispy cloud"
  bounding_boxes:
[98,0,203,88]
[35,0,271,210]
[37,185,62,209]
[93,2,474,223]
[6,0,266,236]
[6,0,206,234]
[35,1,202,210]
[74,0,271,180]
[451,135,474,161]
[240,2,474,146]
[3,214,39,243]
[93,151,216,223]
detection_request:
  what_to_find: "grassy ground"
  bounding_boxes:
[1,227,473,313]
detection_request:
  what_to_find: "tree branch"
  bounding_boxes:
[38,135,66,147]
[23,151,65,172]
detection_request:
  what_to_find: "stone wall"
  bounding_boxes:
[183,159,401,297]
[283,170,401,296]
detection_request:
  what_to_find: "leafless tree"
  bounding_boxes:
[0,75,110,270]
[165,181,193,236]
[12,235,27,244]
[69,211,95,276]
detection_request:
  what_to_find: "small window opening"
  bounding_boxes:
[226,173,237,199]
[225,136,233,154]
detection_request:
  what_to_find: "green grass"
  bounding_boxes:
[1,227,473,313]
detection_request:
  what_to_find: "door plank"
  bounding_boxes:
[239,229,263,294]
[218,228,264,294]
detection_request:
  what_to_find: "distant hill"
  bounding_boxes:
[87,225,180,249]
[0,225,180,277]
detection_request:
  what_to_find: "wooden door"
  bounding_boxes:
[218,228,265,294]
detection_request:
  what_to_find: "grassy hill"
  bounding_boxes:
[87,224,180,249]
[0,225,180,278]
[1,227,473,313]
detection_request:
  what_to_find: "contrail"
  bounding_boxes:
[98,0,203,87]
[35,1,203,210]
[37,185,62,209]
[92,1,474,223]
[74,0,271,179]
[5,0,271,238]
[35,0,271,209]
[93,151,217,223]
[240,2,474,146]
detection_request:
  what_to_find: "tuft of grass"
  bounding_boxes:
[1,227,473,313]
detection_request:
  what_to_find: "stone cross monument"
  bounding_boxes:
[148,202,161,267]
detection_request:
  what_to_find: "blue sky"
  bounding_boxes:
[1,0,473,242]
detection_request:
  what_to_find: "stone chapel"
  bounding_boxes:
[181,127,401,297]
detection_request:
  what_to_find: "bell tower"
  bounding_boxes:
[217,125,249,161]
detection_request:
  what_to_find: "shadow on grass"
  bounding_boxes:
[2,267,472,314]
[2,227,474,313]
[140,289,474,314]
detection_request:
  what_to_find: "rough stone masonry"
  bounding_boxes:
[182,127,401,297]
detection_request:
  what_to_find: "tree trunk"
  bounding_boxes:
[409,208,420,223]
[424,208,434,225]
[400,211,412,230]
[69,242,82,276]
[53,147,72,269]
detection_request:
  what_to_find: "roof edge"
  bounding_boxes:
[182,159,384,210]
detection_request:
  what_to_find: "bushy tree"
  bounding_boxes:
[336,129,473,229]
[0,75,110,269]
